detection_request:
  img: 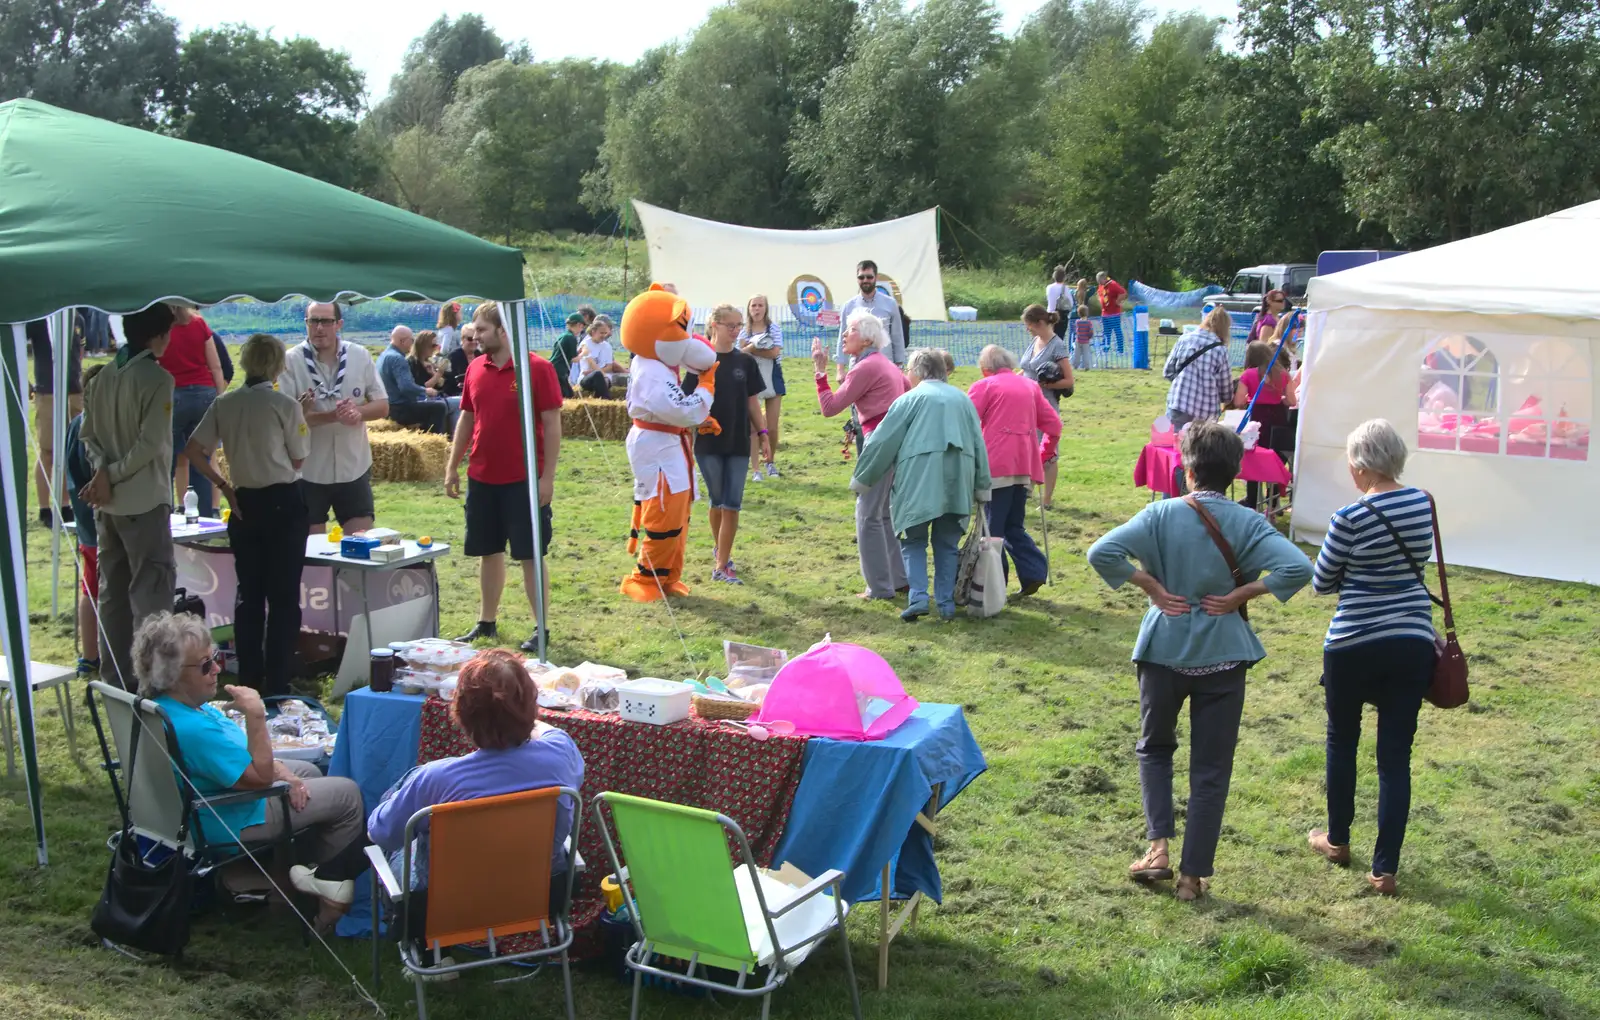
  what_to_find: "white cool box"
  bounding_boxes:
[616,678,693,725]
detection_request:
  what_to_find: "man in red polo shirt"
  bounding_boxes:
[444,303,563,652]
[1096,270,1128,355]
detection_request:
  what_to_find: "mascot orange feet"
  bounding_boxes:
[621,481,694,601]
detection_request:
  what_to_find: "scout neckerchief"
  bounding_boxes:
[301,339,347,401]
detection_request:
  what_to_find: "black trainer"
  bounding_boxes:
[456,621,498,643]
[519,631,551,655]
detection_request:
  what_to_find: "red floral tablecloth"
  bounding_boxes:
[1134,442,1292,497]
[417,697,808,958]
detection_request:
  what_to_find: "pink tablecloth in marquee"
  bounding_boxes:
[1133,442,1292,498]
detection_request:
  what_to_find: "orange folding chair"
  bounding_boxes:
[365,786,582,1020]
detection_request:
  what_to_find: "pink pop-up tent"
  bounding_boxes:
[755,641,918,741]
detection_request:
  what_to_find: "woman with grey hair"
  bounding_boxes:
[1088,422,1311,900]
[853,348,991,620]
[132,612,369,929]
[967,344,1061,595]
[812,309,910,599]
[1307,419,1437,896]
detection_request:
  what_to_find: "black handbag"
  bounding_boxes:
[90,707,195,955]
[172,587,205,620]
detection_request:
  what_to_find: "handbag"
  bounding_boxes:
[953,511,985,608]
[1183,494,1248,623]
[1357,493,1469,709]
[966,515,1008,618]
[90,705,195,955]
[172,587,205,620]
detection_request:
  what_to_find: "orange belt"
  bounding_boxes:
[633,419,688,436]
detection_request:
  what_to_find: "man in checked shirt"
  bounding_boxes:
[1164,305,1237,431]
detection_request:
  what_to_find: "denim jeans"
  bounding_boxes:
[171,384,217,511]
[985,484,1047,586]
[1322,637,1435,876]
[899,513,966,616]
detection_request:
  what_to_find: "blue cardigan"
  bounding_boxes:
[1087,494,1312,668]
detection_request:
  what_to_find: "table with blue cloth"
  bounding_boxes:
[328,687,987,980]
[326,687,429,937]
[775,702,987,989]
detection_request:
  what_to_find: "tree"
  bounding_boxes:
[1015,0,1146,76]
[443,58,614,239]
[173,26,371,190]
[372,14,510,135]
[792,0,1012,229]
[1020,14,1219,282]
[0,0,179,127]
[1309,0,1600,247]
[584,0,856,229]
[1152,0,1381,281]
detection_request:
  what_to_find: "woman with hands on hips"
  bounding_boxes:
[1087,422,1311,902]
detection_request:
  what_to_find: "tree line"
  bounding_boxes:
[4,0,1597,285]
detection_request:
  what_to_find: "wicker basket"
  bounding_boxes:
[692,693,759,721]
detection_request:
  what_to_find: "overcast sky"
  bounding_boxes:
[159,0,1239,101]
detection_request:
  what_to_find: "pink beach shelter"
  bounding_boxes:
[755,641,918,741]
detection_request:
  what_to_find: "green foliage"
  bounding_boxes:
[0,0,180,127]
[172,26,371,191]
[1307,0,1600,246]
[584,0,857,228]
[1020,15,1218,283]
[370,13,512,137]
[941,262,1050,320]
[792,0,1011,229]
[444,59,614,239]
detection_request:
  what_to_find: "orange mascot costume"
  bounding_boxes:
[619,285,719,601]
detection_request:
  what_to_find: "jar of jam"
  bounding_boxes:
[369,648,395,692]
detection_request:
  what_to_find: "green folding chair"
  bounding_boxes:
[592,792,863,1020]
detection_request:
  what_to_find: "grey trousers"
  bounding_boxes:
[237,759,368,880]
[97,505,176,691]
[1135,661,1247,878]
[855,468,906,598]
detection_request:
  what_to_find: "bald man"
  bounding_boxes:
[377,323,449,435]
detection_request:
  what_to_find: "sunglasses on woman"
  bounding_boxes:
[186,649,224,676]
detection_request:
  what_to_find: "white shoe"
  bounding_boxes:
[416,956,459,982]
[750,471,764,483]
[765,462,779,479]
[290,864,354,905]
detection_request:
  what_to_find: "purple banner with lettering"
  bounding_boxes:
[174,544,434,635]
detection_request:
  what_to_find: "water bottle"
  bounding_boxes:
[183,486,199,526]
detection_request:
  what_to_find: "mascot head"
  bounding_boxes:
[622,284,715,372]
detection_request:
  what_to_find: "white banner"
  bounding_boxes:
[632,201,947,322]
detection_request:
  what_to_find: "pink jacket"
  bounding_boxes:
[815,350,908,435]
[967,371,1062,484]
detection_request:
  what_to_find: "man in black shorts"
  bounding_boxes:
[275,301,390,532]
[444,303,563,653]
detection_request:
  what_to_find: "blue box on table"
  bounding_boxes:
[340,535,382,559]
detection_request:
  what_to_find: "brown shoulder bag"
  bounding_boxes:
[1357,492,1470,709]
[1183,494,1248,623]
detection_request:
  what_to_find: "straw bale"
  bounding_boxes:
[563,398,631,442]
[369,431,452,482]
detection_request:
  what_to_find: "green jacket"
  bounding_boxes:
[851,379,992,534]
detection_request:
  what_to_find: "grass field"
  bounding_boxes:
[5,370,1599,1020]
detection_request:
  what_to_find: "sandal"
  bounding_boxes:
[1308,828,1352,866]
[1128,846,1173,882]
[1175,874,1209,902]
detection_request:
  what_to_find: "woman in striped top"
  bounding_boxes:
[1307,419,1437,895]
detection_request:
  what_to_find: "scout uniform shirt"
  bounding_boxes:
[189,381,310,489]
[276,340,386,485]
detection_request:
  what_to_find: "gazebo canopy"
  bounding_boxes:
[0,98,525,323]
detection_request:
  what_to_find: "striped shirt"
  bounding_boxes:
[1312,487,1437,650]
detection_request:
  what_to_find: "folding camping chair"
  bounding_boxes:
[592,792,863,1020]
[85,681,294,907]
[365,786,583,1020]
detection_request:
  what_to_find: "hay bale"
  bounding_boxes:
[216,420,447,483]
[563,398,631,442]
[369,431,451,482]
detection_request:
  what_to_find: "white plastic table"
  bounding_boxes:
[0,658,78,775]
[302,536,452,641]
